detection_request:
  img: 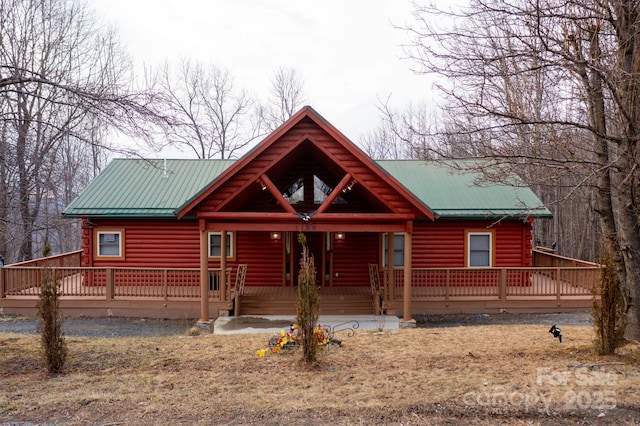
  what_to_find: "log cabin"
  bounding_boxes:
[59,106,566,322]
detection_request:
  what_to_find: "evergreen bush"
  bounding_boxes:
[37,267,67,373]
[296,233,320,363]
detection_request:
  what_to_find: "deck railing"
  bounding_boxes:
[1,256,599,304]
[532,247,599,268]
[385,266,598,301]
[6,250,82,268]
[0,267,231,300]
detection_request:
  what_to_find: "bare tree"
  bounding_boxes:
[259,67,307,132]
[403,0,640,339]
[158,60,262,159]
[360,122,405,160]
[44,123,108,255]
[360,98,437,159]
[0,0,160,261]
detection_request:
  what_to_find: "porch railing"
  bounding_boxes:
[6,250,82,268]
[383,266,598,302]
[0,266,231,300]
[1,258,599,304]
[532,247,599,268]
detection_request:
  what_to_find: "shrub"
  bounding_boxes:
[37,267,67,373]
[296,233,320,364]
[592,242,626,355]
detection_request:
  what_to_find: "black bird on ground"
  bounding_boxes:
[549,324,562,343]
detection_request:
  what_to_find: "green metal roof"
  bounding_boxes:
[376,160,552,219]
[63,158,551,219]
[63,159,233,218]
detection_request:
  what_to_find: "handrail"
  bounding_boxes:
[5,250,82,268]
[532,247,599,268]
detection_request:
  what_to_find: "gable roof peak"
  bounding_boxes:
[176,106,435,220]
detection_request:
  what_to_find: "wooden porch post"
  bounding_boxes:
[199,224,209,323]
[106,268,114,300]
[387,232,395,302]
[402,226,413,323]
[220,230,227,303]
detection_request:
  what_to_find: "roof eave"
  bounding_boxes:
[62,211,179,219]
[434,210,553,219]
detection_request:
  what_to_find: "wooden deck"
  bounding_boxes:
[235,279,595,316]
[0,249,599,318]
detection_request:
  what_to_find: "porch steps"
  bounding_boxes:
[237,292,375,316]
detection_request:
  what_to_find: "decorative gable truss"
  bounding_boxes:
[178,107,433,232]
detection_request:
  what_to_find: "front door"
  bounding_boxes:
[284,232,331,286]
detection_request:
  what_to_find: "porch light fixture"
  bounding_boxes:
[342,179,356,193]
[271,231,281,240]
[335,232,345,240]
[258,179,267,191]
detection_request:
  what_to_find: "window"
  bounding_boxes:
[382,233,404,267]
[94,229,124,260]
[466,230,494,267]
[208,231,235,260]
[283,177,304,204]
[282,175,347,205]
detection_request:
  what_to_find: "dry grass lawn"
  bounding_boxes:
[1,323,639,425]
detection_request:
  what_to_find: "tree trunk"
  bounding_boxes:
[581,25,637,338]
[16,103,34,261]
[611,2,640,340]
[0,121,8,261]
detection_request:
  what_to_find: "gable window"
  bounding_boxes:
[208,231,235,260]
[283,177,304,204]
[94,228,125,260]
[282,175,347,205]
[465,230,495,267]
[382,233,404,267]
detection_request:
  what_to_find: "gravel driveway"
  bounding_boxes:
[0,312,592,338]
[0,316,194,338]
[416,311,592,327]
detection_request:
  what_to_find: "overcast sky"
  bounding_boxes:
[90,0,436,157]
